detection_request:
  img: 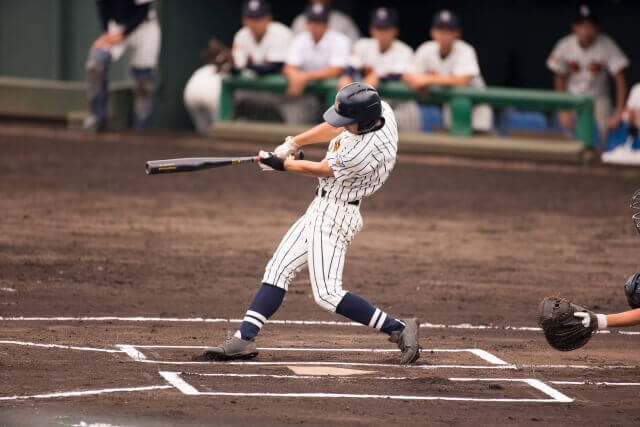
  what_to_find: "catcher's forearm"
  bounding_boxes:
[292,123,343,147]
[606,308,640,327]
[284,159,333,178]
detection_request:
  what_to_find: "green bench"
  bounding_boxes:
[219,74,595,147]
[0,76,133,129]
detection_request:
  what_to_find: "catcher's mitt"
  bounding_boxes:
[537,297,596,351]
[201,39,234,73]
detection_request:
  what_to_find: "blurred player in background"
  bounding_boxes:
[183,0,292,134]
[601,82,640,164]
[403,10,493,133]
[85,0,161,131]
[547,4,628,144]
[339,7,421,132]
[291,0,360,43]
[282,3,350,124]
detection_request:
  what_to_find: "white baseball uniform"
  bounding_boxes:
[410,39,493,132]
[547,33,629,140]
[282,29,351,124]
[183,21,292,134]
[627,83,640,110]
[262,101,398,311]
[291,9,360,42]
[350,38,422,132]
[106,5,161,68]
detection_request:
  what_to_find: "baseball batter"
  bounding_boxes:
[85,0,161,131]
[203,82,420,365]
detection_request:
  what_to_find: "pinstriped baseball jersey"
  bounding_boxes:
[319,100,398,203]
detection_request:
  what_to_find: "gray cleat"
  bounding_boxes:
[388,318,421,365]
[203,336,258,360]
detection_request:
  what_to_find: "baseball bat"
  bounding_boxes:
[145,151,304,175]
[145,156,258,175]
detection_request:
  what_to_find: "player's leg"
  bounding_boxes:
[84,48,112,131]
[307,200,419,363]
[203,215,309,360]
[126,15,161,129]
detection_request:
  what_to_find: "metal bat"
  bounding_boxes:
[145,156,259,175]
[145,151,304,175]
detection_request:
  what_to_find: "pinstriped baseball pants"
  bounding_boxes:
[262,196,363,312]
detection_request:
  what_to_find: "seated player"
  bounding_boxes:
[339,7,422,132]
[291,0,360,43]
[601,82,640,165]
[84,0,161,131]
[402,10,493,133]
[183,0,292,134]
[546,4,628,144]
[282,3,351,124]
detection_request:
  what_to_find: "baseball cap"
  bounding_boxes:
[305,3,330,23]
[242,0,271,18]
[432,9,460,31]
[572,4,598,24]
[370,7,399,29]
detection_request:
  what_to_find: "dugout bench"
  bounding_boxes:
[0,76,133,129]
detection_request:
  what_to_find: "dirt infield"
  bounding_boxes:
[1,125,640,426]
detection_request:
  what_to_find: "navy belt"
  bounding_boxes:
[316,188,360,206]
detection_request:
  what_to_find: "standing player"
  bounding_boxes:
[282,3,351,124]
[339,7,422,132]
[183,0,292,133]
[547,4,629,144]
[203,82,421,365]
[291,0,360,43]
[85,0,161,131]
[402,10,493,133]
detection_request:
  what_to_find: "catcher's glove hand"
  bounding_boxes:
[537,297,597,351]
[201,39,234,73]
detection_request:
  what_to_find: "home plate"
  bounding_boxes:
[287,366,377,376]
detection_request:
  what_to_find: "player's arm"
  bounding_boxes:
[291,122,343,147]
[284,158,333,177]
[606,308,640,327]
[302,66,345,81]
[553,73,575,129]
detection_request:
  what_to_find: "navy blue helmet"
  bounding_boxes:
[624,272,640,309]
[323,82,383,133]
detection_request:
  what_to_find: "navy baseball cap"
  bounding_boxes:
[370,7,399,29]
[572,4,598,24]
[242,0,271,18]
[305,3,330,23]
[432,9,460,30]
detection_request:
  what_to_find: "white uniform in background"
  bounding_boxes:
[283,29,351,124]
[602,82,640,166]
[291,9,360,43]
[263,101,398,310]
[547,33,629,140]
[183,21,292,134]
[104,4,161,69]
[350,38,421,132]
[627,83,640,111]
[410,39,493,132]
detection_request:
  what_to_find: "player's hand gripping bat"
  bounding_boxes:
[145,152,303,175]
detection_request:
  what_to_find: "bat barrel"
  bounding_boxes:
[145,157,257,175]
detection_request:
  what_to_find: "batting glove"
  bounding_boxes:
[258,150,285,172]
[273,136,300,160]
[574,311,608,329]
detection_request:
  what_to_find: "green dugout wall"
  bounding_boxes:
[0,0,638,129]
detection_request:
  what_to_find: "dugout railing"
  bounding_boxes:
[218,74,595,148]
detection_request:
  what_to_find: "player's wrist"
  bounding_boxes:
[596,313,608,329]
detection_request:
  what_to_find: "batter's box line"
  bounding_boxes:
[116,345,514,368]
[158,371,573,403]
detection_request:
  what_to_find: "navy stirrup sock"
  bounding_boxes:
[336,292,405,335]
[237,283,285,341]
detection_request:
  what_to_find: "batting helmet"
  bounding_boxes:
[624,272,640,309]
[323,82,382,134]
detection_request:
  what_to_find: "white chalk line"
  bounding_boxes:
[116,344,147,360]
[0,340,122,353]
[551,381,640,386]
[159,371,572,403]
[3,315,638,335]
[0,385,172,401]
[182,372,414,381]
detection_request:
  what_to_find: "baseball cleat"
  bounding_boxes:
[203,336,258,361]
[388,318,421,365]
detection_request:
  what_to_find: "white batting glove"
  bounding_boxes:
[273,136,300,160]
[574,312,608,329]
